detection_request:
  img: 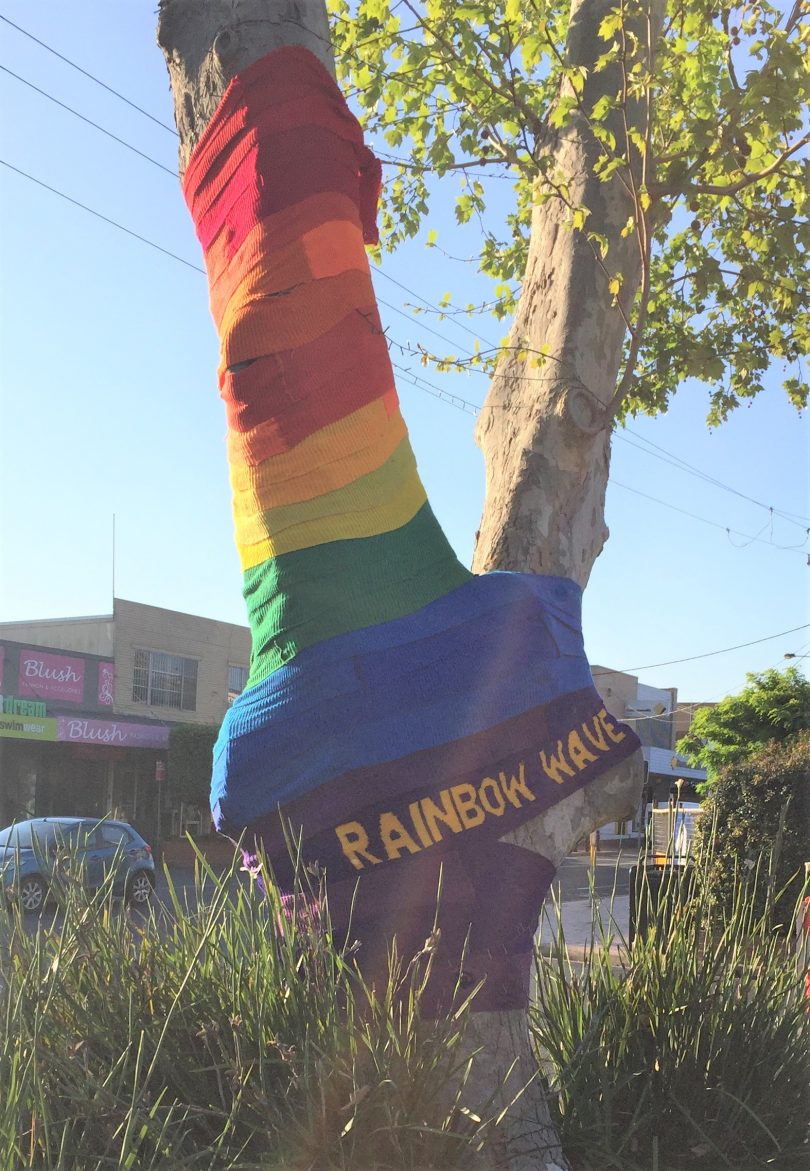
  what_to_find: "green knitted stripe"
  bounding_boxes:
[243,503,472,687]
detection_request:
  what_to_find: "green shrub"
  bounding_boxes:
[531,863,810,1171]
[695,731,810,929]
[0,850,483,1170]
[167,723,221,808]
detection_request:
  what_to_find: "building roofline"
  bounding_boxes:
[0,613,113,627]
[113,597,249,632]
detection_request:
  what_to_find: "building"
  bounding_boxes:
[591,665,708,840]
[0,599,251,847]
[1,600,706,849]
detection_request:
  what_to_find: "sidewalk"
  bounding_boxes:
[540,894,630,963]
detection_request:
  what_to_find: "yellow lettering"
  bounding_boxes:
[500,762,535,807]
[379,812,422,860]
[567,730,598,771]
[421,790,463,842]
[540,742,575,785]
[582,714,609,753]
[478,776,506,816]
[598,706,626,744]
[335,821,382,870]
[408,801,433,848]
[451,782,486,829]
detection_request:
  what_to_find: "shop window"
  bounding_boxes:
[132,650,198,711]
[227,664,249,706]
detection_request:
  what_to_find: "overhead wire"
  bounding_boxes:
[592,622,810,676]
[0,159,205,274]
[1,53,807,557]
[615,429,810,529]
[0,50,802,533]
[0,63,178,177]
[0,11,179,135]
[4,150,806,561]
[0,53,506,362]
[609,479,808,553]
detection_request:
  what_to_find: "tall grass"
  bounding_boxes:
[0,848,485,1170]
[5,844,808,1170]
[532,859,810,1171]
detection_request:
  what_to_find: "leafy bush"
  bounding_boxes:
[0,851,484,1170]
[695,731,810,928]
[167,723,220,808]
[677,667,810,783]
[532,864,810,1171]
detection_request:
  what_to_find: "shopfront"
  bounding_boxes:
[0,640,168,844]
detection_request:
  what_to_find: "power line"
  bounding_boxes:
[392,357,810,554]
[0,159,204,274]
[0,64,178,177]
[2,155,807,562]
[372,264,494,347]
[592,622,810,676]
[610,479,809,555]
[391,361,482,416]
[0,57,488,361]
[0,12,178,135]
[616,428,810,529]
[4,46,805,537]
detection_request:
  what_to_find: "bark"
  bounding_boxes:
[157,0,334,178]
[473,0,667,588]
[156,2,655,1167]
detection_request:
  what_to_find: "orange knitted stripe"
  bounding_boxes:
[212,219,366,333]
[204,191,360,296]
[218,268,375,369]
[230,399,407,512]
[228,386,399,467]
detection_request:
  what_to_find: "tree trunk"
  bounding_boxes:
[156,2,657,1167]
[473,0,666,586]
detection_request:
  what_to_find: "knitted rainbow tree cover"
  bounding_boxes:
[183,45,639,1013]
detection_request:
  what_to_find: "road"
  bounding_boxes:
[1,845,639,960]
[554,846,635,901]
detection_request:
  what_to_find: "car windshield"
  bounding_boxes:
[0,824,45,849]
[0,822,83,850]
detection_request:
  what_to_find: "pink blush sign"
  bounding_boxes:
[57,717,169,749]
[98,662,114,706]
[18,650,85,703]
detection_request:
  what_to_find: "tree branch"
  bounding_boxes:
[672,133,810,198]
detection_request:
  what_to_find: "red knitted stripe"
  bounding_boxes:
[220,307,393,438]
[228,388,400,467]
[183,53,366,202]
[206,193,361,320]
[184,47,380,255]
[195,126,362,257]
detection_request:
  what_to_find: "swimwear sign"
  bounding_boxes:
[17,650,85,703]
[0,712,58,741]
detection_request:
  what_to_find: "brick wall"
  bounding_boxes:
[113,598,251,726]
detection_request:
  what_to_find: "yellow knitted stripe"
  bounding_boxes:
[237,447,426,569]
[229,399,407,513]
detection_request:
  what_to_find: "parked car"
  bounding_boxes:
[0,817,155,913]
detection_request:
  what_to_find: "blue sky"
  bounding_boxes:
[1,1,808,706]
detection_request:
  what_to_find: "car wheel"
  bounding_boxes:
[127,871,154,907]
[19,876,46,914]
